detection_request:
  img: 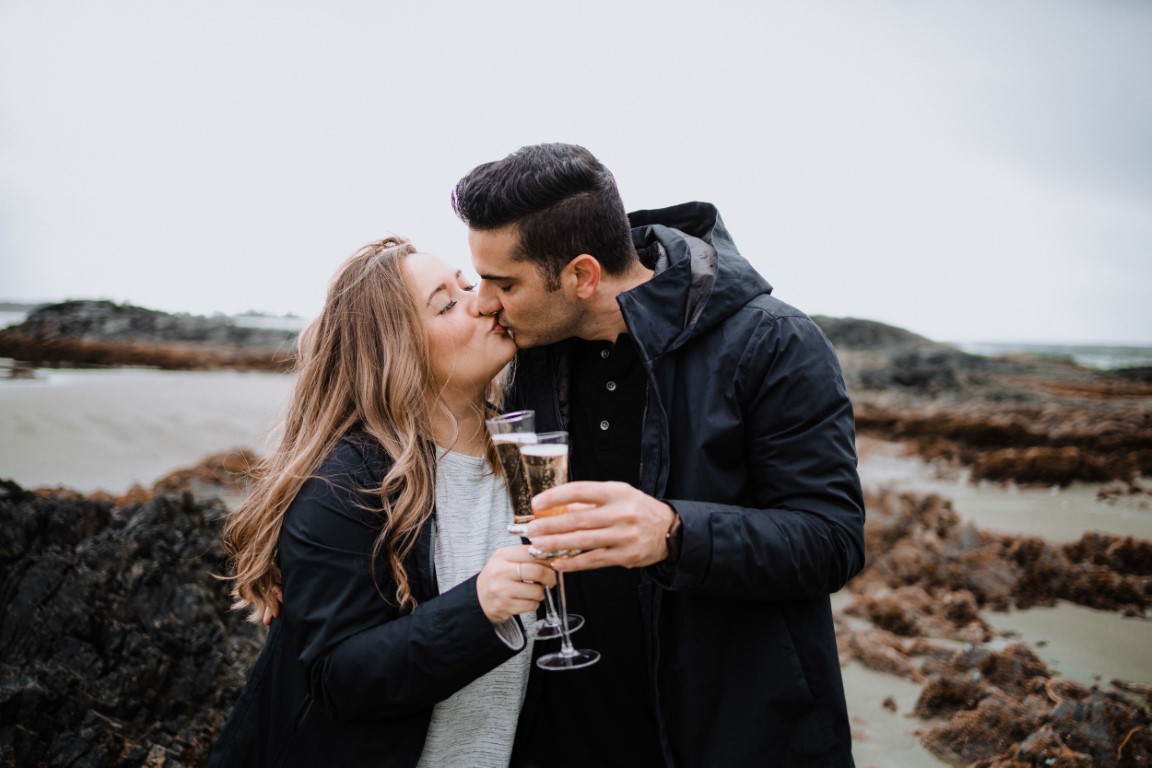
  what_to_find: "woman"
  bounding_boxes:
[207,236,555,767]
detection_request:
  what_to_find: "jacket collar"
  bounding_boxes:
[619,202,770,361]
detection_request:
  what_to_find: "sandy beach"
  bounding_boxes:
[0,368,293,493]
[846,438,1152,767]
[2,368,1149,767]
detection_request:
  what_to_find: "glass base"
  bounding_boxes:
[535,612,584,639]
[537,648,600,671]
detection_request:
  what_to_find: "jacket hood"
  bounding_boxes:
[620,201,771,357]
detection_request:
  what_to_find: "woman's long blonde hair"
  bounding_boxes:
[222,236,504,619]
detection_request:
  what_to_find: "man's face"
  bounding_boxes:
[468,225,582,348]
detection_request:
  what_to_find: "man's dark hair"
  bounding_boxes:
[451,143,636,289]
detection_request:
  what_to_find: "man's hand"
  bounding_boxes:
[525,481,676,572]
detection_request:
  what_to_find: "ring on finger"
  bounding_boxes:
[516,562,524,582]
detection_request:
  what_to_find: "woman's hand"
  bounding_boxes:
[476,544,557,625]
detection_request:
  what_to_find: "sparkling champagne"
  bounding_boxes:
[518,432,599,669]
[519,443,568,497]
[492,434,536,523]
[520,443,573,558]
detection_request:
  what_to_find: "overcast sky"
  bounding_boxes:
[2,1,1150,345]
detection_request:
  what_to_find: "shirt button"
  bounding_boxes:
[606,381,617,392]
[599,420,610,431]
[600,349,610,359]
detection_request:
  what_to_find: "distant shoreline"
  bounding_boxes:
[953,340,1152,370]
[0,307,307,333]
[4,307,1151,370]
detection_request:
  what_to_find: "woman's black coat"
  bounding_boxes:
[207,434,523,767]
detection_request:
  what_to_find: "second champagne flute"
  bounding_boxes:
[484,411,583,638]
[520,431,600,671]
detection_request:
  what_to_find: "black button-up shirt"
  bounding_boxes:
[516,334,664,768]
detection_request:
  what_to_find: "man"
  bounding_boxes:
[453,143,866,768]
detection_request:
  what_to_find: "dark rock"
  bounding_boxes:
[859,347,989,392]
[841,487,1152,766]
[1107,366,1152,383]
[8,300,296,349]
[972,446,1112,486]
[0,480,262,767]
[851,489,1152,619]
[920,690,1050,763]
[812,316,939,350]
[971,725,1094,767]
[914,673,991,719]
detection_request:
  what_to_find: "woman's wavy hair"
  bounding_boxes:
[222,236,505,619]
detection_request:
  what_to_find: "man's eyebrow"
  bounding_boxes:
[425,271,463,307]
[479,273,514,282]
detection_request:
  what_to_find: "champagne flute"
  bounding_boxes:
[484,411,583,638]
[520,431,600,670]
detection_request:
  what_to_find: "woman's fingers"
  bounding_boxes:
[478,545,556,624]
[262,584,285,626]
[511,558,557,588]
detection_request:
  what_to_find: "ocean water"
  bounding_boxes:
[230,314,309,331]
[0,311,27,330]
[954,341,1152,370]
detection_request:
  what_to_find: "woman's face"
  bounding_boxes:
[405,252,516,394]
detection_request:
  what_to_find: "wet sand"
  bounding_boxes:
[858,437,1152,542]
[842,598,1152,767]
[2,369,1149,766]
[849,438,1152,766]
[0,368,292,493]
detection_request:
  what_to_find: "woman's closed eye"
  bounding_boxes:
[435,278,476,314]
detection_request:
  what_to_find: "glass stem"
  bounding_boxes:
[543,586,561,626]
[556,572,576,656]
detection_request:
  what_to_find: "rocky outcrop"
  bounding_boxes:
[812,315,940,351]
[846,490,1152,621]
[812,315,996,394]
[8,301,295,348]
[0,301,298,371]
[837,489,1152,767]
[852,385,1152,486]
[829,316,1152,486]
[0,479,263,767]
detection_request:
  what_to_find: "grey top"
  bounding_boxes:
[416,449,535,768]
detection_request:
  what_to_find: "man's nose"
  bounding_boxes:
[475,282,502,317]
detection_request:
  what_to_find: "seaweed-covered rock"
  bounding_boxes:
[5,300,295,348]
[0,301,298,371]
[0,480,262,767]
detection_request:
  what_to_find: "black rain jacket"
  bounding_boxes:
[508,202,866,767]
[207,433,524,767]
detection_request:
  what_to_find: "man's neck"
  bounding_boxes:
[577,262,654,343]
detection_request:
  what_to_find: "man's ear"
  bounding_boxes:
[566,254,601,299]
